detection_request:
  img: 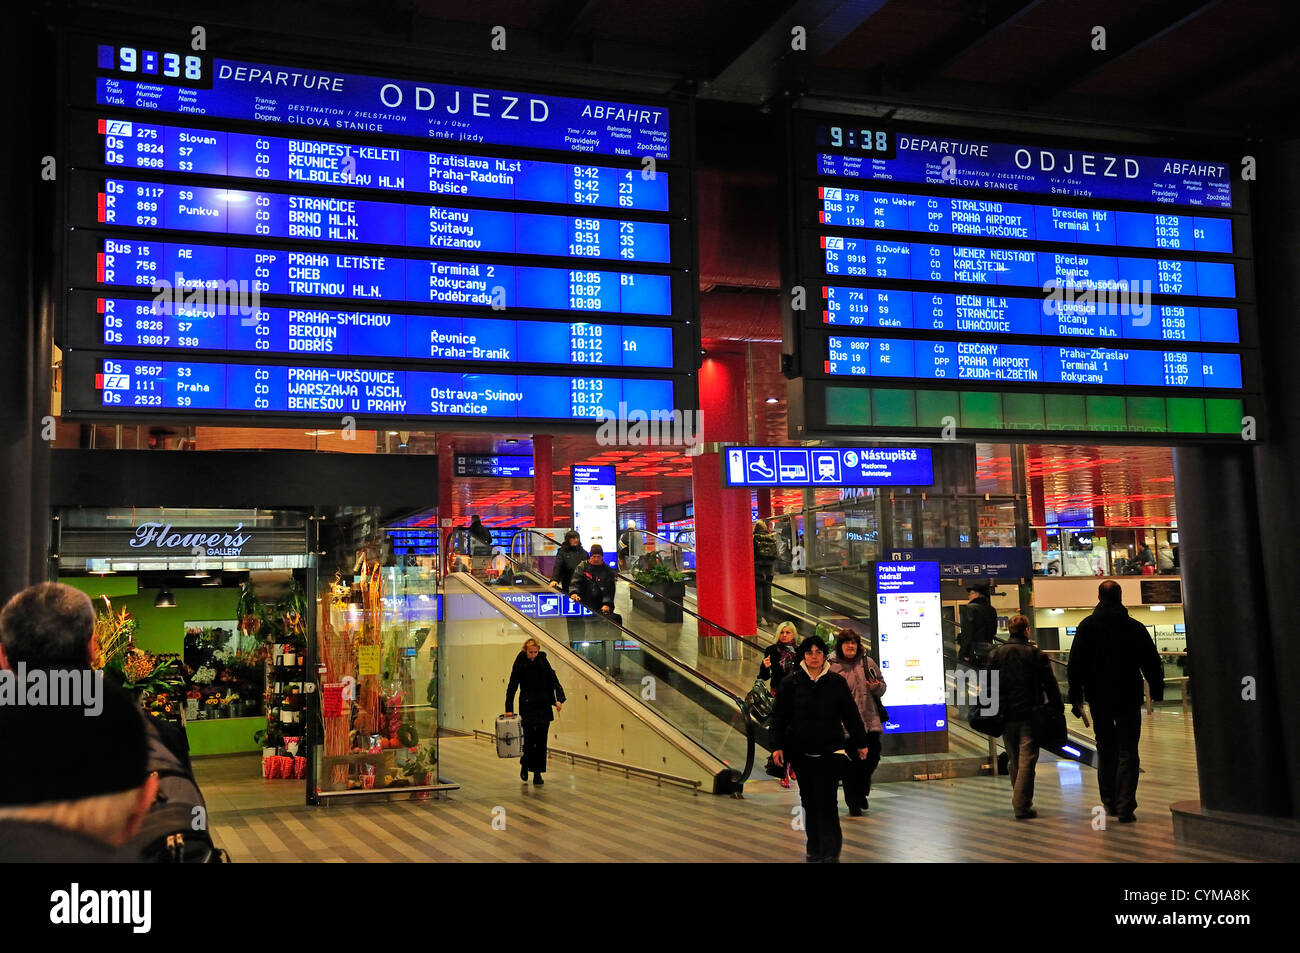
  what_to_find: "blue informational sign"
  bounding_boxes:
[874,561,946,735]
[96,48,672,159]
[94,357,674,421]
[96,118,671,211]
[93,297,675,368]
[820,236,1237,297]
[454,455,534,478]
[722,446,934,487]
[824,338,1243,389]
[815,186,1234,252]
[94,238,674,315]
[498,591,591,617]
[572,464,618,569]
[98,178,672,264]
[816,132,1232,209]
[883,547,1033,581]
[820,287,1240,345]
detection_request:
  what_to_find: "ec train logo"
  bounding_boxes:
[102,374,130,389]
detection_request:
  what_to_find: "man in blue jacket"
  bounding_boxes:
[1067,580,1164,823]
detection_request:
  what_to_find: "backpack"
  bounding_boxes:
[754,533,779,560]
[128,717,227,863]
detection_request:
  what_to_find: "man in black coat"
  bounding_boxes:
[770,635,870,863]
[752,521,779,624]
[549,531,588,594]
[1067,580,1164,822]
[958,583,998,665]
[568,544,621,624]
[505,639,566,785]
[989,615,1063,819]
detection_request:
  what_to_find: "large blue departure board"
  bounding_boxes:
[785,110,1258,441]
[61,34,695,427]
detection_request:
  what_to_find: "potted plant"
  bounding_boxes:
[401,744,438,798]
[630,555,687,623]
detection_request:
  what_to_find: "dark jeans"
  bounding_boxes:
[755,574,773,620]
[1001,719,1039,815]
[791,754,844,861]
[521,719,550,774]
[1090,704,1143,816]
[842,731,883,809]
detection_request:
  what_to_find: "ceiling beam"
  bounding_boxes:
[1031,0,1222,105]
[893,0,1048,91]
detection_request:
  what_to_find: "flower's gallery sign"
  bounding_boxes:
[60,525,307,559]
[130,522,252,556]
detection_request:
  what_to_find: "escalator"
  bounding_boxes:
[442,527,756,794]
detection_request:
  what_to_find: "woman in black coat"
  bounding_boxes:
[505,638,566,785]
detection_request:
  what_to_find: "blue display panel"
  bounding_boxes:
[820,287,1240,344]
[497,591,592,618]
[92,297,674,367]
[454,455,534,477]
[722,446,933,487]
[96,50,672,159]
[97,178,672,263]
[815,186,1234,252]
[94,357,675,420]
[95,118,670,211]
[94,238,674,315]
[820,236,1237,297]
[823,337,1243,389]
[816,133,1232,209]
[875,561,946,735]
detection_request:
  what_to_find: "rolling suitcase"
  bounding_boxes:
[495,714,523,759]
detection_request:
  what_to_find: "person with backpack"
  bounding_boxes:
[958,583,997,665]
[828,628,886,815]
[505,638,566,785]
[988,614,1063,819]
[753,521,780,624]
[569,544,621,624]
[0,583,215,861]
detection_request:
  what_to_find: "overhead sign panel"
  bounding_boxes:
[874,561,946,736]
[61,34,696,428]
[722,446,933,487]
[785,111,1259,441]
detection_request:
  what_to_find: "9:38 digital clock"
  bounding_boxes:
[816,123,897,159]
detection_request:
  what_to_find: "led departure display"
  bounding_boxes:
[61,34,694,427]
[96,118,671,211]
[94,177,673,263]
[786,110,1257,440]
[88,296,672,367]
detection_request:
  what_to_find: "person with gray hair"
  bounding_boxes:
[0,582,96,670]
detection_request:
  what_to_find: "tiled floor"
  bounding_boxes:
[193,709,1249,862]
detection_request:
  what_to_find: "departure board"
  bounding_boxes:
[785,111,1258,441]
[61,33,695,427]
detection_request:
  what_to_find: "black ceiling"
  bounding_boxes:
[46,0,1300,138]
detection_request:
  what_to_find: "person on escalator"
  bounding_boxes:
[753,521,780,625]
[770,635,871,863]
[467,515,493,557]
[550,531,588,593]
[829,629,886,816]
[759,621,800,788]
[569,545,622,625]
[958,583,997,666]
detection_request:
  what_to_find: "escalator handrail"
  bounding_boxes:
[615,568,767,654]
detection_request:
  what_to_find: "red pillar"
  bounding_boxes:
[756,488,772,520]
[437,434,455,575]
[533,434,553,529]
[1029,470,1047,547]
[645,477,659,545]
[692,349,756,636]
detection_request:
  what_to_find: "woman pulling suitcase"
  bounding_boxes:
[504,638,566,785]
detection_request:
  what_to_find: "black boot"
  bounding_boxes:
[533,772,544,785]
[520,763,528,781]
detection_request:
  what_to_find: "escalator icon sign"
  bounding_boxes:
[744,450,778,483]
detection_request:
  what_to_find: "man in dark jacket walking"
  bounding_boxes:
[1067,580,1164,822]
[958,583,998,665]
[549,531,588,594]
[770,635,870,862]
[505,639,566,785]
[568,544,621,623]
[989,615,1062,819]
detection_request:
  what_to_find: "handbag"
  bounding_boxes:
[745,678,774,724]
[1030,704,1067,747]
[968,710,1005,736]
